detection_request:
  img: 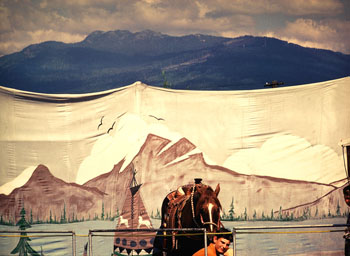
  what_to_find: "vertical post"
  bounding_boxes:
[232,228,236,256]
[89,231,93,256]
[204,229,208,256]
[72,231,76,256]
[347,146,350,178]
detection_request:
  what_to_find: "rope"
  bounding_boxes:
[191,184,201,228]
[76,234,89,237]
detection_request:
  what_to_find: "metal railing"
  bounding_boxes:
[1,223,348,256]
[231,223,348,256]
[89,228,208,256]
[0,230,76,256]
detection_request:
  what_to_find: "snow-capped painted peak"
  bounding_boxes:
[75,113,201,185]
[0,166,37,195]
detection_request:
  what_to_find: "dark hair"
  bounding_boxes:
[214,227,233,242]
[344,184,350,195]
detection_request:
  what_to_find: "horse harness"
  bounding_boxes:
[165,183,221,229]
[163,183,222,251]
[164,185,192,231]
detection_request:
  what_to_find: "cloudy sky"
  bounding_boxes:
[0,0,349,56]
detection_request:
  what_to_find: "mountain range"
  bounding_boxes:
[0,29,349,93]
[0,134,347,223]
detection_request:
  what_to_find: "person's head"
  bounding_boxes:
[344,184,350,207]
[212,228,233,254]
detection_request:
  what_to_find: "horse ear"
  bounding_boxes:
[214,183,220,196]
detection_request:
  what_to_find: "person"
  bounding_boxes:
[192,227,233,256]
[344,184,350,256]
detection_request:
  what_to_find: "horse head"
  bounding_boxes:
[193,183,221,232]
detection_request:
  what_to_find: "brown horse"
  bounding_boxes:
[153,179,222,256]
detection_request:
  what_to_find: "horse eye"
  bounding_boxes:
[212,208,220,217]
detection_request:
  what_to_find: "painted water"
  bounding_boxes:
[223,218,346,256]
[0,218,346,256]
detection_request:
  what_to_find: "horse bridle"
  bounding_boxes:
[190,184,220,229]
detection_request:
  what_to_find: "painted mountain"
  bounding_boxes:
[0,30,349,93]
[0,134,347,223]
[0,164,106,222]
[282,182,348,218]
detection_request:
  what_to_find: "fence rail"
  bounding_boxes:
[89,228,208,256]
[0,230,76,256]
[1,224,348,256]
[231,223,348,256]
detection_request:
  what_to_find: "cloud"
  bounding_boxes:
[0,29,85,56]
[278,0,343,16]
[197,0,343,16]
[223,134,345,183]
[266,18,350,53]
[27,30,85,44]
[0,0,348,55]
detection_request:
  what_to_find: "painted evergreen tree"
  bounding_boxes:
[252,210,257,220]
[63,203,67,223]
[30,210,33,225]
[116,208,120,219]
[228,197,235,220]
[61,203,67,223]
[221,209,227,220]
[315,207,319,218]
[11,207,40,256]
[243,208,248,221]
[278,206,282,220]
[101,202,105,220]
[336,200,341,216]
[156,208,161,219]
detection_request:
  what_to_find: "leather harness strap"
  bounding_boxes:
[169,195,190,226]
[165,191,191,250]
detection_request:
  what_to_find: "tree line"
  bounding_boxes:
[0,202,120,226]
[150,197,349,221]
[220,198,348,221]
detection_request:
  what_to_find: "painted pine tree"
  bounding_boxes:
[228,197,235,220]
[11,207,40,256]
[101,202,105,220]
